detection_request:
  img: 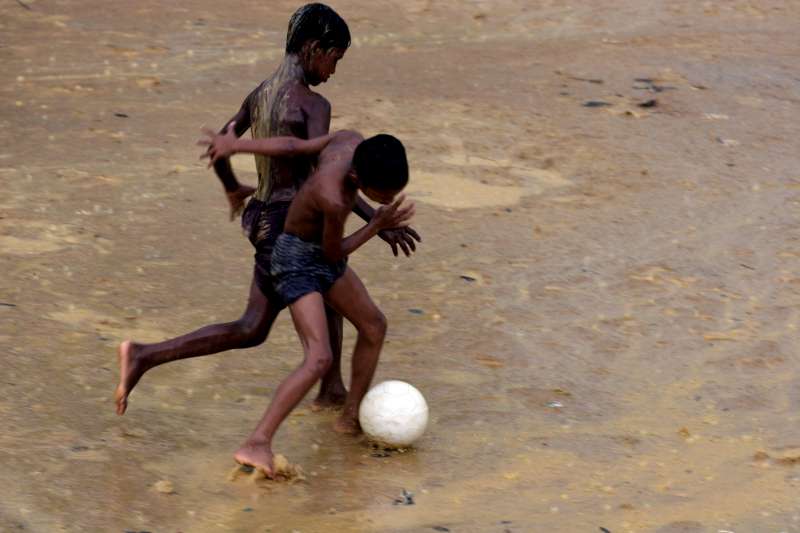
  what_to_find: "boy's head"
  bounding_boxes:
[286,3,351,86]
[352,134,409,204]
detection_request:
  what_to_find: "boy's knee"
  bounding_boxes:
[305,347,333,377]
[236,317,268,347]
[361,310,387,344]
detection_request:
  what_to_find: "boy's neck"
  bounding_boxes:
[275,54,309,86]
[342,171,359,198]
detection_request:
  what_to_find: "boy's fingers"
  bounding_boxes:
[197,139,211,146]
[397,205,415,222]
[389,240,398,257]
[201,126,218,138]
[398,239,411,256]
[405,227,422,242]
[395,204,413,218]
[389,194,405,211]
[404,234,417,252]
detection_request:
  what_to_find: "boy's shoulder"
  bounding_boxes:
[307,175,348,216]
[330,130,363,144]
[286,83,331,113]
[320,131,362,164]
[249,78,329,107]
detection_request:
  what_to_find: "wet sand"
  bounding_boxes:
[3,1,800,531]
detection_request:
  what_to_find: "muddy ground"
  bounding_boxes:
[2,1,800,531]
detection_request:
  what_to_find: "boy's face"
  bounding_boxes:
[305,45,346,86]
[361,186,402,205]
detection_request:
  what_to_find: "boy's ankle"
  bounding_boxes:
[244,436,271,448]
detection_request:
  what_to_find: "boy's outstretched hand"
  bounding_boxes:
[198,121,238,167]
[372,195,415,233]
[379,227,421,257]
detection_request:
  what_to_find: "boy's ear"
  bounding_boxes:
[303,39,322,57]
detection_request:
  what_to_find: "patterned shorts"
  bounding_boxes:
[270,233,347,305]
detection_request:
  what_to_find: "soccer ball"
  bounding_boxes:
[359,380,429,448]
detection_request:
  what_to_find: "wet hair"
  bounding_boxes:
[286,3,351,54]
[353,134,409,192]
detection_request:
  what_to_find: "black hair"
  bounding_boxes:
[286,3,351,54]
[352,134,409,191]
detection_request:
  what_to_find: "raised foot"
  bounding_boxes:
[234,441,274,479]
[333,415,362,435]
[114,340,146,416]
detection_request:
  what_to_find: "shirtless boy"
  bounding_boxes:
[200,126,413,476]
[114,4,419,416]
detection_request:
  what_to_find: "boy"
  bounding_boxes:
[200,126,413,476]
[114,4,419,416]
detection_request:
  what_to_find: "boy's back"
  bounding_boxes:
[249,70,331,203]
[283,130,364,242]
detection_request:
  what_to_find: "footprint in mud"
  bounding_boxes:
[228,454,305,483]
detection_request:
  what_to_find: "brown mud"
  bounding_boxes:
[2,1,800,531]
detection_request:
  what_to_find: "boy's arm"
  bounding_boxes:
[212,106,251,191]
[353,196,422,257]
[211,92,256,220]
[305,95,331,139]
[200,127,333,163]
[322,196,415,263]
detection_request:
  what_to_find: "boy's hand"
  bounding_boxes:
[372,195,415,232]
[198,121,238,167]
[378,227,421,257]
[226,184,256,221]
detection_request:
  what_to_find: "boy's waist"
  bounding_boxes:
[273,233,345,268]
[275,232,323,253]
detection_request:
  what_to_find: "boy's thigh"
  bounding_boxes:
[288,291,331,347]
[324,267,381,327]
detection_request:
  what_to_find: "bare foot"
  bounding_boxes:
[234,440,274,478]
[114,340,147,415]
[311,386,347,412]
[333,414,362,435]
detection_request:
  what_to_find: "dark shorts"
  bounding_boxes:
[241,198,291,307]
[270,233,347,305]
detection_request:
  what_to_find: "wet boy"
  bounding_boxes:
[115,4,419,416]
[200,126,413,476]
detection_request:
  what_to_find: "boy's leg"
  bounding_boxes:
[312,306,347,410]
[323,267,387,434]
[115,277,280,415]
[235,291,333,477]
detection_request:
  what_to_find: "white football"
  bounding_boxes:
[359,380,429,448]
